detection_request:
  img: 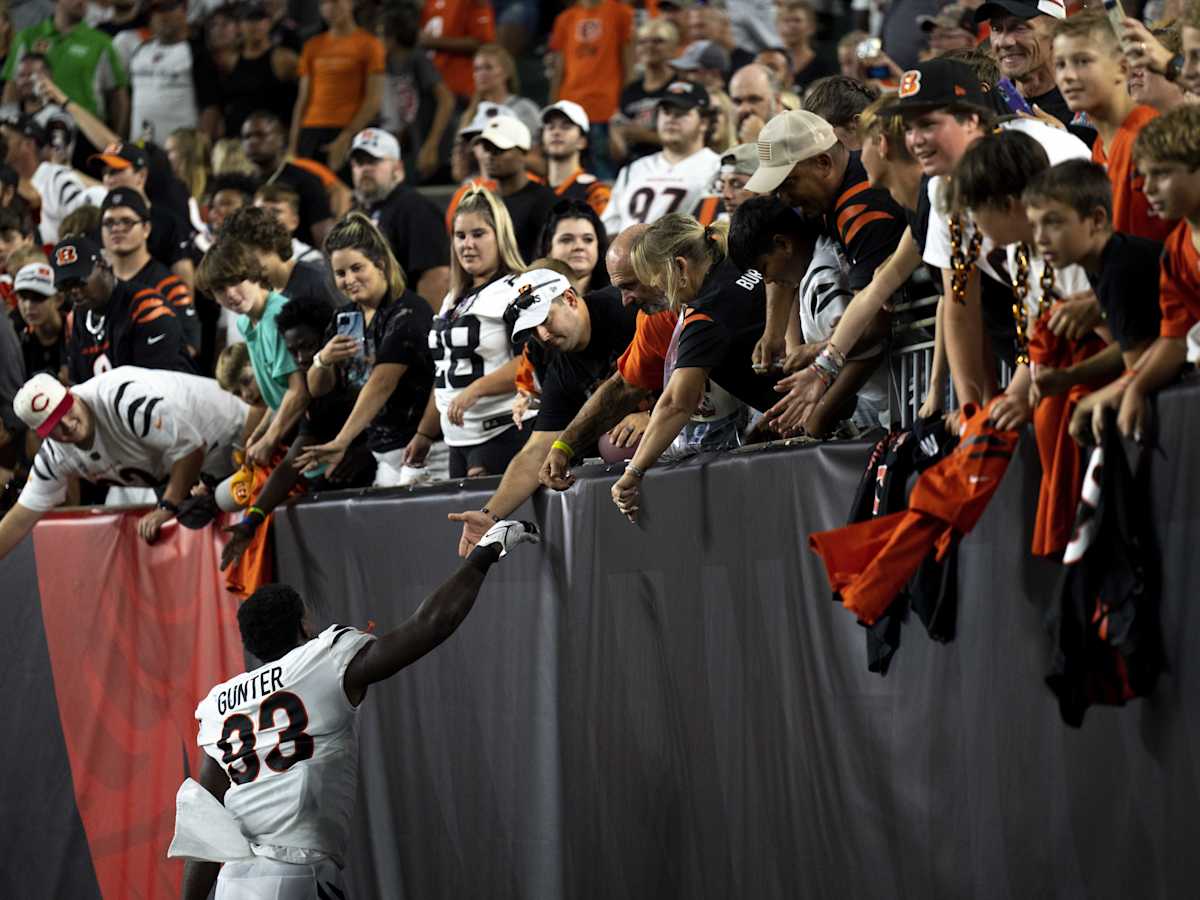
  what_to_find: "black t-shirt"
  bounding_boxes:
[325,290,434,452]
[1089,232,1162,352]
[97,12,149,36]
[619,78,671,161]
[501,180,559,265]
[126,256,200,353]
[825,152,908,292]
[1027,87,1097,149]
[532,286,637,432]
[795,55,838,91]
[674,259,777,411]
[907,174,933,254]
[360,184,449,285]
[66,280,193,384]
[269,162,333,246]
[147,203,191,267]
[21,325,67,379]
[285,260,340,308]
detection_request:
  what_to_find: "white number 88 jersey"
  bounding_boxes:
[601,147,721,235]
[195,625,374,865]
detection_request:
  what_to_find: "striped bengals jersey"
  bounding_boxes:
[66,280,193,384]
[602,147,721,235]
[553,168,612,217]
[822,152,907,292]
[125,258,201,354]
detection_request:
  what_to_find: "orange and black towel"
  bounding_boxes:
[810,399,1019,625]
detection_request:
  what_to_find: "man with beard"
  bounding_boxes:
[472,116,558,264]
[728,63,781,145]
[241,110,334,247]
[974,0,1094,145]
[540,100,611,216]
[348,127,448,307]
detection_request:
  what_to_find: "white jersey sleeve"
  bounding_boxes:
[799,237,855,345]
[601,148,721,234]
[17,440,72,511]
[31,162,89,245]
[601,163,630,236]
[195,624,375,866]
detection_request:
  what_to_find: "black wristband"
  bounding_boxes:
[1165,53,1185,82]
[157,497,180,514]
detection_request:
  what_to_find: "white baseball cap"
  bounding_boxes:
[474,116,532,152]
[351,128,401,161]
[14,262,56,297]
[541,99,590,133]
[744,110,839,195]
[14,372,74,438]
[459,101,509,137]
[506,268,574,342]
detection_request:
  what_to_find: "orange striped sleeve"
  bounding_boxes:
[695,197,720,226]
[133,305,176,324]
[844,211,895,245]
[833,180,871,210]
[835,202,869,235]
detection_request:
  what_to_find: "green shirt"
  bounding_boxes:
[4,19,128,118]
[238,291,299,411]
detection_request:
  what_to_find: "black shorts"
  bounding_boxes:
[448,427,531,478]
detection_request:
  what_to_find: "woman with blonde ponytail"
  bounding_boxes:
[613,212,774,523]
[295,212,438,488]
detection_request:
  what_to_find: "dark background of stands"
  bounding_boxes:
[3,382,1199,898]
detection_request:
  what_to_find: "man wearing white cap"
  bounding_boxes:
[602,79,722,236]
[473,115,558,263]
[349,127,450,307]
[0,367,248,558]
[447,261,637,556]
[541,100,611,216]
[745,108,907,433]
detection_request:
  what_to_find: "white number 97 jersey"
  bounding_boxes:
[194,625,375,866]
[601,147,721,235]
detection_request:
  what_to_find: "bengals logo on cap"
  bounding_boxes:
[55,246,78,266]
[899,71,922,98]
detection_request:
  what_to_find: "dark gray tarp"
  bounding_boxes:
[273,379,1200,900]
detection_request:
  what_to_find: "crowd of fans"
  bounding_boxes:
[0,0,1197,592]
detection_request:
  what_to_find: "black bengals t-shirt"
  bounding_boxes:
[825,152,907,292]
[674,259,777,411]
[500,180,559,265]
[1088,232,1162,352]
[533,286,637,432]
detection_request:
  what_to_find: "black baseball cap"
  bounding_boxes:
[974,0,1066,25]
[885,59,990,117]
[657,79,711,112]
[2,114,47,147]
[101,188,151,220]
[89,141,148,173]
[51,236,103,286]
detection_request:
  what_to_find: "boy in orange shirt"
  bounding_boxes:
[548,0,636,179]
[1082,106,1200,444]
[1052,12,1175,242]
[289,0,386,170]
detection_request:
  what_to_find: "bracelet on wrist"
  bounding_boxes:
[157,497,180,514]
[625,463,645,479]
[480,507,500,522]
[824,342,847,369]
[551,438,574,458]
[312,351,327,369]
[242,506,267,527]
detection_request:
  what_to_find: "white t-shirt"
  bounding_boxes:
[114,32,199,143]
[431,274,535,446]
[31,161,90,245]
[18,366,248,511]
[798,237,890,426]
[922,118,1091,281]
[602,146,721,235]
[195,625,375,866]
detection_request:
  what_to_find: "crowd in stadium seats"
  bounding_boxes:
[0,0,1198,603]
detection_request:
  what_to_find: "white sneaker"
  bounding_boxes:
[476,519,540,557]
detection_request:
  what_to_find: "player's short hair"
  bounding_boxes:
[1133,105,1200,169]
[324,211,407,298]
[857,93,915,162]
[632,213,729,311]
[1051,12,1120,52]
[208,172,260,203]
[1023,159,1113,220]
[728,195,824,272]
[220,204,292,259]
[802,76,880,129]
[60,204,101,240]
[952,128,1050,211]
[255,182,301,215]
[238,583,306,662]
[215,341,251,392]
[275,291,334,336]
[197,238,273,294]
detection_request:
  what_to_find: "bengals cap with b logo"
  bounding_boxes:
[884,58,990,117]
[14,372,75,438]
[51,236,102,286]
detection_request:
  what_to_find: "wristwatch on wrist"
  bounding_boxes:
[1165,53,1185,83]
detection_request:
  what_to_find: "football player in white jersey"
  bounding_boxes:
[174,518,540,900]
[601,79,722,236]
[0,367,247,558]
[410,186,534,479]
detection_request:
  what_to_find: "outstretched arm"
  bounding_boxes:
[341,524,537,703]
[0,502,43,561]
[180,755,231,900]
